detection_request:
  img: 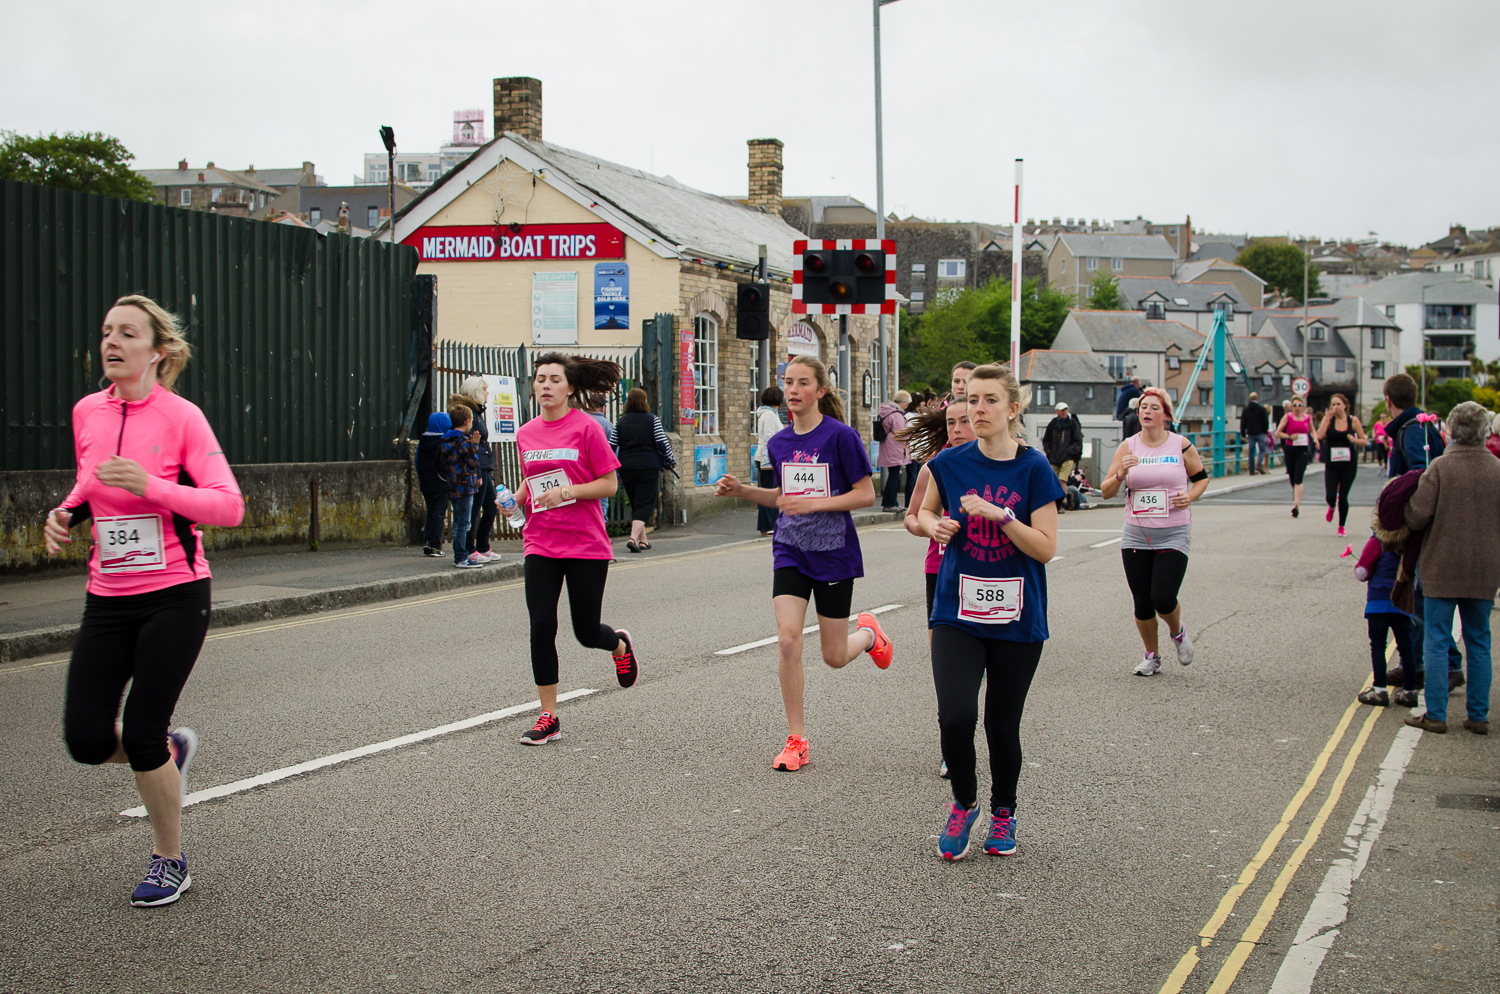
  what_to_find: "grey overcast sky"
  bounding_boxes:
[5,0,1494,247]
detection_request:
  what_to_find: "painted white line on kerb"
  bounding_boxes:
[1267,725,1422,994]
[1059,529,1122,533]
[715,604,904,656]
[121,688,600,818]
[1090,536,1124,548]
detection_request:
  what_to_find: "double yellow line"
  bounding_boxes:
[1158,651,1392,993]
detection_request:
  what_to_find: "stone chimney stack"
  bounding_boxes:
[747,138,784,216]
[494,77,543,142]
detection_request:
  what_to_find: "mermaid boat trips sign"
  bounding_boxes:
[402,223,625,262]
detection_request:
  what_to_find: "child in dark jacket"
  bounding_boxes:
[1351,509,1418,708]
[416,411,452,557]
[442,404,484,568]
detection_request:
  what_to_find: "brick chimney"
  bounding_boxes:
[747,138,784,216]
[494,77,543,141]
[178,159,188,171]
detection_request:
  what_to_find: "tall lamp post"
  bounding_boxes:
[379,126,396,244]
[873,0,903,408]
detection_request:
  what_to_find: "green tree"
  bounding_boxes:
[1087,270,1124,310]
[1237,242,1322,302]
[0,130,158,202]
[898,277,1074,386]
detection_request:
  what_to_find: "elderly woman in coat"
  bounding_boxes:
[1402,401,1499,735]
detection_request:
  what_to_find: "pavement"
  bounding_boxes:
[0,464,1322,665]
[0,462,1490,993]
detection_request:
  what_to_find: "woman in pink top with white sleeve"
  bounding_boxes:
[1099,388,1209,677]
[514,353,639,747]
[41,295,244,907]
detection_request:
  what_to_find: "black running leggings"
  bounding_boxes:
[524,556,619,687]
[64,578,212,772]
[1324,461,1358,528]
[1121,548,1190,621]
[1283,446,1310,486]
[930,626,1043,813]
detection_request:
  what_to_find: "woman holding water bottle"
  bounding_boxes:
[1100,387,1210,677]
[513,353,640,747]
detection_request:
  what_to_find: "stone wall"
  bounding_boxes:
[0,460,419,574]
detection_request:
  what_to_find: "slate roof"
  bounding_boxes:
[136,166,280,194]
[1255,314,1356,358]
[1176,259,1268,286]
[1063,310,1204,352]
[1016,349,1115,384]
[395,132,810,272]
[1054,233,1177,260]
[1117,276,1247,312]
[1185,242,1238,263]
[1343,271,1497,306]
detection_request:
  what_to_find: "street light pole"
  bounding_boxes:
[873,0,901,407]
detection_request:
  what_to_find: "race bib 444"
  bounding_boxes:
[782,463,830,499]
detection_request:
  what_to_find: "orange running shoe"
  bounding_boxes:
[858,612,894,669]
[772,734,809,772]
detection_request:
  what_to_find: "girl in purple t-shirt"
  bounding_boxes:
[514,353,638,747]
[715,355,894,773]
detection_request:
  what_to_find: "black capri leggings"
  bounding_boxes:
[1121,548,1190,621]
[617,468,661,524]
[930,626,1043,814]
[524,556,620,687]
[1324,461,1358,528]
[64,578,212,772]
[1283,446,1310,486]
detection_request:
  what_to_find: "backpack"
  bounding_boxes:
[1394,418,1445,469]
[873,412,888,442]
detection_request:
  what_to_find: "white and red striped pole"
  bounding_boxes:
[1010,158,1023,372]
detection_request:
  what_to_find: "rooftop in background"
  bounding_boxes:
[1343,270,1496,305]
[1016,349,1117,384]
[1116,276,1248,312]
[1053,233,1179,260]
[1062,310,1204,352]
[1175,258,1268,287]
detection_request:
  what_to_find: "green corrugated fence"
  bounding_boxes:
[1,178,420,470]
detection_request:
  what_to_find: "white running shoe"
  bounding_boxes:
[1133,652,1162,677]
[1171,629,1195,666]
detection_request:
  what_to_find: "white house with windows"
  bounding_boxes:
[1345,272,1498,381]
[1116,276,1251,336]
[1249,296,1401,416]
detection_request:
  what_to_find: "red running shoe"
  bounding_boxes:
[773,734,809,771]
[613,630,639,688]
[858,612,894,669]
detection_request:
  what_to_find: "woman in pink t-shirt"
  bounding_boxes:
[514,353,637,746]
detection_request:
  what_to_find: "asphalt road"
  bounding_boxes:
[1,485,1494,994]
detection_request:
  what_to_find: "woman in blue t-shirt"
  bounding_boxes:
[715,355,894,774]
[917,363,1062,861]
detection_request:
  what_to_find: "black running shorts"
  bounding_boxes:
[772,566,855,620]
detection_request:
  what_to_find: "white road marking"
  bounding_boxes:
[1048,556,1065,563]
[1267,725,1422,994]
[1058,529,1122,533]
[714,604,904,656]
[120,688,600,817]
[1089,536,1124,548]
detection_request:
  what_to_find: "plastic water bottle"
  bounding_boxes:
[496,485,526,530]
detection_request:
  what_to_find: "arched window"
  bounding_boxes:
[693,315,719,435]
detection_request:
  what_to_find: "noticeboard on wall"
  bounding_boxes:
[694,443,726,487]
[532,271,578,345]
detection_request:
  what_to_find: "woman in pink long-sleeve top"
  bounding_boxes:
[43,294,244,907]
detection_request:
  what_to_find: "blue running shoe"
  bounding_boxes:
[168,727,197,801]
[131,853,191,907]
[983,808,1018,856]
[937,802,981,861]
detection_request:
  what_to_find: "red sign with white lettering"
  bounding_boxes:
[403,223,624,262]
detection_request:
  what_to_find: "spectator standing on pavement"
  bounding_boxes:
[1487,411,1500,459]
[581,391,619,521]
[454,379,499,563]
[1239,392,1271,474]
[615,387,676,553]
[416,411,451,557]
[43,294,245,907]
[1401,401,1498,736]
[1350,517,1418,709]
[877,390,913,511]
[1380,372,1461,692]
[1041,401,1083,511]
[1115,375,1144,420]
[754,386,785,535]
[1315,393,1367,537]
[442,403,484,569]
[1274,397,1315,518]
[1121,396,1142,439]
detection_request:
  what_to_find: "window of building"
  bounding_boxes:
[1167,388,1180,403]
[1107,354,1127,379]
[1384,305,1395,319]
[1061,258,1067,274]
[1281,374,1291,388]
[367,206,379,228]
[180,189,191,206]
[1262,373,1274,387]
[310,207,321,223]
[1084,386,1095,400]
[1035,384,1056,407]
[1144,301,1166,320]
[1111,257,1123,270]
[1309,358,1323,380]
[1370,327,1386,349]
[1169,227,1178,236]
[1198,387,1211,405]
[909,290,925,304]
[428,165,440,180]
[1086,256,1099,271]
[1370,360,1386,379]
[1457,262,1465,273]
[693,315,719,435]
[1424,303,1473,330]
[911,262,926,274]
[1167,356,1181,370]
[1212,300,1233,314]
[937,259,966,279]
[1308,324,1326,342]
[1335,359,1346,373]
[211,188,222,203]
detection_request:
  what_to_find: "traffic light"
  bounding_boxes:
[793,239,895,313]
[736,281,770,340]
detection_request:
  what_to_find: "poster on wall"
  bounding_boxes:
[679,325,695,430]
[481,374,519,443]
[593,263,629,331]
[694,443,727,487]
[532,271,578,345]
